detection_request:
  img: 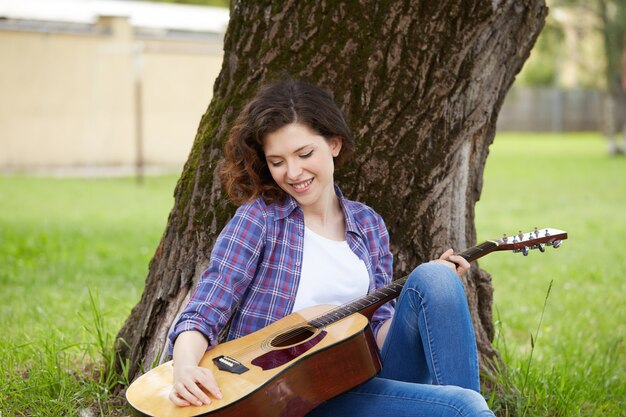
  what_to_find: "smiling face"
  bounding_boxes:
[263,123,342,211]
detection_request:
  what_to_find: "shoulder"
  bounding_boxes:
[342,198,380,218]
[234,197,269,219]
[229,195,296,229]
[221,197,271,236]
[335,186,383,224]
[341,196,387,234]
[214,198,270,254]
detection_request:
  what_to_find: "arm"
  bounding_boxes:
[168,201,268,351]
[167,201,267,407]
[369,212,395,345]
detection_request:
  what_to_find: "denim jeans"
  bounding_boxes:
[308,262,494,417]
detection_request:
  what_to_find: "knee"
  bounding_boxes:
[415,385,494,417]
[405,262,466,304]
[449,387,494,417]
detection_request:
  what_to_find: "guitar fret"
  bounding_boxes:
[310,282,405,329]
[461,241,497,260]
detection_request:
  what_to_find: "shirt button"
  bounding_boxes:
[295,261,301,266]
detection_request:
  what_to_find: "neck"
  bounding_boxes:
[302,187,345,240]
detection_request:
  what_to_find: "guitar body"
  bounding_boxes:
[126,304,382,417]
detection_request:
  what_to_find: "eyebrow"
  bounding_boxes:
[265,144,313,159]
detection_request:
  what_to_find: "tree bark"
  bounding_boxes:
[116,0,547,382]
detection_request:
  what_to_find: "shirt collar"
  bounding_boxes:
[335,185,360,236]
[272,193,300,220]
[270,185,361,237]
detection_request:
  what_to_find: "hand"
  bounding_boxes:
[169,364,223,407]
[431,248,470,277]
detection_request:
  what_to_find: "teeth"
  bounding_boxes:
[292,179,312,189]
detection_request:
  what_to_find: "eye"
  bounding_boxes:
[300,150,313,159]
[268,160,283,168]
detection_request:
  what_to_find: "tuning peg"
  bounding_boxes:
[518,230,524,241]
[552,240,562,248]
[521,246,529,256]
[534,227,540,238]
[502,233,508,243]
[538,243,546,252]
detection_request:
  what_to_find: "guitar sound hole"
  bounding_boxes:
[270,326,316,348]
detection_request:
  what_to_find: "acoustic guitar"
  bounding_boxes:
[126,227,567,417]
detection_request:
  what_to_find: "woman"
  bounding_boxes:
[167,79,494,416]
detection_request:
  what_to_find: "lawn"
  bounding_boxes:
[0,175,178,415]
[0,132,624,416]
[475,133,625,415]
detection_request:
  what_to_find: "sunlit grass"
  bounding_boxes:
[0,175,178,415]
[476,132,626,415]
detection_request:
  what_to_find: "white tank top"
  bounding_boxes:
[291,227,370,312]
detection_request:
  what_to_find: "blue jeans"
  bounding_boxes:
[308,262,494,416]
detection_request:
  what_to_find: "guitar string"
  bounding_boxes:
[221,307,361,360]
[219,316,313,361]
[223,283,405,360]
[227,309,351,359]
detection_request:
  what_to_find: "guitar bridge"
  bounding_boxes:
[213,355,249,374]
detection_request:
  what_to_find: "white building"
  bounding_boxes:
[0,0,229,174]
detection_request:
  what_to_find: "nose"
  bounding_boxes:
[286,160,303,180]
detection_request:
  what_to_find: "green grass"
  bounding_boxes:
[0,133,624,416]
[475,133,626,415]
[0,175,178,416]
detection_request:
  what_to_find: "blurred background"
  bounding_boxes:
[1,0,624,177]
[0,0,229,177]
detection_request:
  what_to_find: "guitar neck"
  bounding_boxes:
[308,240,499,328]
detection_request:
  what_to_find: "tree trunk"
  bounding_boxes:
[116,0,547,383]
[600,0,626,154]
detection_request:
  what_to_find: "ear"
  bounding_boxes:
[328,136,343,157]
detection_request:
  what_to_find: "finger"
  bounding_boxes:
[171,382,203,407]
[448,254,470,270]
[431,259,457,273]
[434,249,458,270]
[446,257,470,278]
[184,381,214,406]
[185,384,208,407]
[438,248,454,260]
[196,369,223,400]
[169,389,191,407]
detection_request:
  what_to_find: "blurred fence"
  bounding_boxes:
[497,86,604,132]
[0,10,607,174]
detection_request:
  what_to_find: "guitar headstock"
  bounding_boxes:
[494,227,568,256]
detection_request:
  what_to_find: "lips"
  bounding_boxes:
[290,178,314,192]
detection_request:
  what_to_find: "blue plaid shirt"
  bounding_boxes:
[168,187,395,352]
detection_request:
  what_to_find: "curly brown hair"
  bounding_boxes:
[220,79,354,205]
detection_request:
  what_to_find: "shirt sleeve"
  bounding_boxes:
[167,200,267,353]
[369,213,395,339]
